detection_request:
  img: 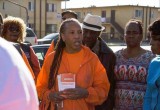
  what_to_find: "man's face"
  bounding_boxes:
[62,13,76,21]
[82,28,101,49]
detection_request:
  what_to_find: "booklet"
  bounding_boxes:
[57,73,75,91]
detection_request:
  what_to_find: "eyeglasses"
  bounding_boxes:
[8,25,20,32]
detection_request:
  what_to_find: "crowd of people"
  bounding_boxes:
[0,9,160,110]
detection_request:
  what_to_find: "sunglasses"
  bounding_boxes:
[8,25,20,32]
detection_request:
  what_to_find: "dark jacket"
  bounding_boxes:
[20,43,41,78]
[95,37,116,110]
[20,43,32,66]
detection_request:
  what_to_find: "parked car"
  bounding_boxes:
[37,33,59,45]
[31,44,50,67]
[25,27,37,45]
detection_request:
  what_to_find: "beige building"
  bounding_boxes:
[0,1,159,41]
[67,5,160,42]
[0,0,64,38]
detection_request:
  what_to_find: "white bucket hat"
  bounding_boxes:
[82,14,105,31]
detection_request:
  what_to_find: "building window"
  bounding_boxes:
[28,2,34,11]
[46,24,57,34]
[135,10,143,17]
[46,3,56,12]
[101,10,106,17]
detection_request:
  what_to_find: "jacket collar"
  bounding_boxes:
[92,39,99,54]
[92,37,113,54]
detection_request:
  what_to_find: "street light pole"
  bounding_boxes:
[65,0,66,10]
[5,0,29,26]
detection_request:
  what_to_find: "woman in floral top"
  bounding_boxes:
[114,19,155,110]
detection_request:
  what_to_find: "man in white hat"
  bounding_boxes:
[82,14,116,110]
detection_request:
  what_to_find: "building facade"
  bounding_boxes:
[0,0,63,38]
[0,1,159,41]
[67,5,160,42]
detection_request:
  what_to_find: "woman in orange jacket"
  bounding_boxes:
[37,18,110,110]
[1,16,40,81]
[0,14,35,79]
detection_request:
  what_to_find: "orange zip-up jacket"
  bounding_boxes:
[36,46,110,110]
[45,40,54,58]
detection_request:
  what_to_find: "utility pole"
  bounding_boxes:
[65,0,67,10]
[64,0,70,10]
[5,0,29,26]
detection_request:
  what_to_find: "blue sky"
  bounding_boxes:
[62,0,160,9]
